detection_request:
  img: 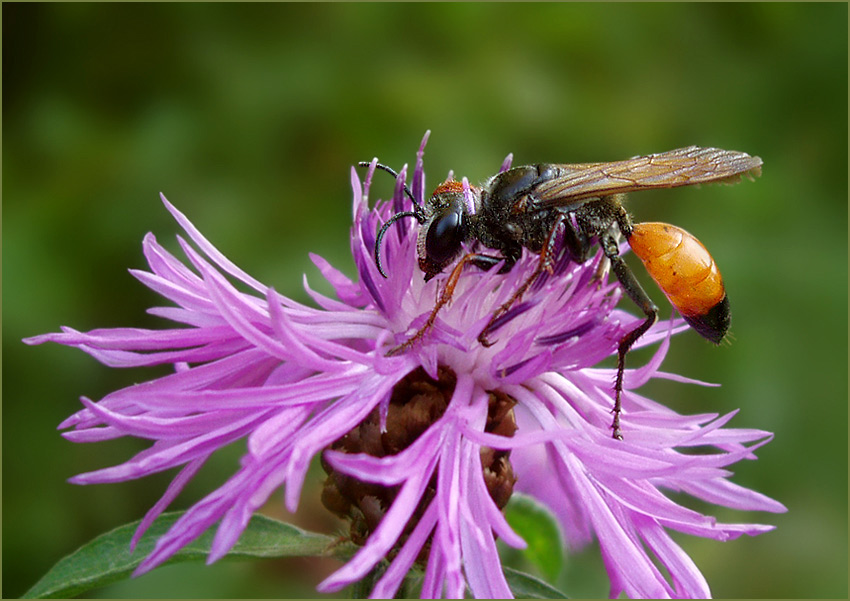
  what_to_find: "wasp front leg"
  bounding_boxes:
[386,252,507,356]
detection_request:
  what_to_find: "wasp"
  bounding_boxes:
[363,145,762,439]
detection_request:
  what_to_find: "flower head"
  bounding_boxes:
[25,132,785,598]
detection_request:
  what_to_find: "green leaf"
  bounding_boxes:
[23,511,338,599]
[503,493,565,582]
[504,566,569,599]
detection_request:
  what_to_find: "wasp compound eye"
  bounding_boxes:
[425,208,466,266]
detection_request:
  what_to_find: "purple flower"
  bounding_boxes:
[25,132,785,598]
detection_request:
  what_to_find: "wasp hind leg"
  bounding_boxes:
[601,233,658,440]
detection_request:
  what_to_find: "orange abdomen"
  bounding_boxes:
[628,222,730,342]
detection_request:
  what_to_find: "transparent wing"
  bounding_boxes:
[532,146,763,207]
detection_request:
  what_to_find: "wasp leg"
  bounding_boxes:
[479,213,568,347]
[602,233,658,440]
[561,212,592,263]
[593,226,621,284]
[467,253,512,272]
[386,252,505,356]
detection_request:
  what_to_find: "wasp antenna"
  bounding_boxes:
[359,161,422,214]
[374,210,421,278]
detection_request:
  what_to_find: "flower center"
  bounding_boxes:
[321,366,517,553]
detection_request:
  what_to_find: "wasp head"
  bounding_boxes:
[367,163,472,282]
[416,180,470,281]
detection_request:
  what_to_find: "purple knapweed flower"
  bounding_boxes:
[25,132,785,598]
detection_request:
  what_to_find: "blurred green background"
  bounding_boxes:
[3,3,846,598]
